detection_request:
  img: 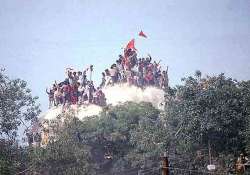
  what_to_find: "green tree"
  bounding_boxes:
[27,71,250,175]
[30,111,96,175]
[0,70,41,174]
[239,81,250,155]
[30,127,95,175]
[0,70,41,138]
[96,102,166,171]
[164,72,250,174]
[30,102,165,175]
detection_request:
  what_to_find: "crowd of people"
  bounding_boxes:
[46,66,106,108]
[100,49,169,88]
[46,48,169,108]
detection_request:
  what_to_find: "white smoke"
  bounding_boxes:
[39,84,165,121]
[39,105,102,121]
[103,84,165,109]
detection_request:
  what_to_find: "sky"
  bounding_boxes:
[0,0,250,112]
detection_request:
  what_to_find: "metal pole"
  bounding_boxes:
[162,152,169,175]
[208,140,212,165]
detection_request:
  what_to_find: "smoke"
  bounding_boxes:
[103,84,165,109]
[40,105,102,121]
[40,84,165,121]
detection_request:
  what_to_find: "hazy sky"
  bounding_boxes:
[0,0,250,111]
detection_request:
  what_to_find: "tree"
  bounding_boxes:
[0,70,41,174]
[30,126,95,175]
[25,70,250,175]
[95,102,167,171]
[239,81,250,155]
[84,102,165,173]
[30,102,165,175]
[0,70,41,139]
[164,72,250,174]
[29,110,97,175]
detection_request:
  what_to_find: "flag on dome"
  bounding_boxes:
[126,38,137,51]
[139,30,147,38]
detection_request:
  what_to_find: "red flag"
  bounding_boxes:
[126,39,137,51]
[139,30,147,38]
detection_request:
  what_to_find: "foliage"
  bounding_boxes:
[239,81,250,155]
[166,73,249,153]
[2,69,250,174]
[0,70,41,139]
[30,102,166,174]
[95,102,167,170]
[0,70,40,175]
[31,72,250,174]
[0,136,32,175]
[164,72,250,174]
[30,131,95,175]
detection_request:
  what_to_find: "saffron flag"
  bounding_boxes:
[126,39,137,51]
[139,30,147,38]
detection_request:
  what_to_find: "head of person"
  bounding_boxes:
[90,65,94,71]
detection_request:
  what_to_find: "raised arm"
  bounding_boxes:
[147,54,152,62]
[46,88,49,94]
[54,80,58,87]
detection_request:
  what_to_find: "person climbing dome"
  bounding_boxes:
[46,88,55,108]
